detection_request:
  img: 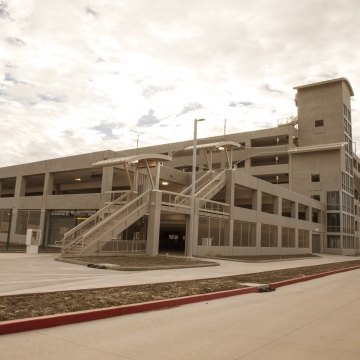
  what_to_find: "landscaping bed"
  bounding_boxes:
[1,259,360,321]
[59,255,218,269]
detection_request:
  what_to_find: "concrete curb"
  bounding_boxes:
[0,287,257,336]
[269,264,360,289]
[1,264,360,336]
[55,257,220,271]
[206,254,321,264]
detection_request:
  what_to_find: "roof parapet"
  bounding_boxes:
[293,77,354,96]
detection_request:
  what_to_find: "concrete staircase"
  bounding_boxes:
[60,190,150,257]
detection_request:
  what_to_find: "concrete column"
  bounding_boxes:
[225,170,235,249]
[14,175,26,197]
[275,196,282,215]
[43,173,54,196]
[39,209,47,246]
[146,190,162,256]
[288,153,293,191]
[100,167,114,206]
[277,225,282,249]
[244,158,251,174]
[295,228,299,249]
[8,207,18,245]
[252,189,262,211]
[185,215,191,255]
[192,199,200,255]
[291,202,298,218]
[256,222,262,254]
[8,175,25,244]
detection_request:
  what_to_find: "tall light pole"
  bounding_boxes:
[136,134,140,154]
[187,118,205,257]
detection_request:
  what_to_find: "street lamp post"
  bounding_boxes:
[187,118,205,257]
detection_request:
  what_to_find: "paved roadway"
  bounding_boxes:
[0,253,358,295]
[1,269,359,360]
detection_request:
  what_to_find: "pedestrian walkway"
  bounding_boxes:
[0,252,358,295]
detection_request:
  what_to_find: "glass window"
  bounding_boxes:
[311,174,320,182]
[15,210,41,235]
[0,209,11,233]
[298,229,309,248]
[261,224,278,247]
[282,227,295,248]
[233,221,256,247]
[327,235,340,248]
[327,213,340,232]
[314,119,324,127]
[327,191,340,210]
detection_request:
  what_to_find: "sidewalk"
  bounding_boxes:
[0,252,358,295]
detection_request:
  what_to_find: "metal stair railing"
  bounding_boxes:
[175,171,213,204]
[162,169,227,211]
[63,190,151,255]
[162,190,229,218]
[199,198,230,218]
[60,190,132,253]
[79,190,151,253]
[105,190,132,204]
[161,191,192,211]
[195,169,226,199]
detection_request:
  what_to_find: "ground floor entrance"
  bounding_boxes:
[312,233,321,253]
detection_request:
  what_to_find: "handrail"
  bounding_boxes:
[62,190,131,241]
[161,170,227,211]
[83,190,150,239]
[179,171,213,196]
[105,190,133,203]
[195,169,226,197]
[161,190,192,208]
[63,190,151,253]
[162,189,229,218]
[199,198,230,216]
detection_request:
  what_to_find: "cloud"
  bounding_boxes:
[142,85,174,98]
[63,129,74,137]
[85,6,99,18]
[137,109,161,127]
[6,37,25,46]
[92,123,117,139]
[38,93,67,102]
[4,73,17,83]
[3,73,28,85]
[176,102,203,117]
[229,101,254,107]
[0,0,10,19]
[263,84,283,95]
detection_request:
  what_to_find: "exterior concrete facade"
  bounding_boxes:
[0,78,359,257]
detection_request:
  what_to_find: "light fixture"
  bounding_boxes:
[161,181,169,186]
[218,146,225,151]
[74,177,82,182]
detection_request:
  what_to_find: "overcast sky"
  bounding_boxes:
[1,0,360,167]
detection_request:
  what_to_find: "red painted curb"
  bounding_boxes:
[270,265,360,289]
[0,286,258,336]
